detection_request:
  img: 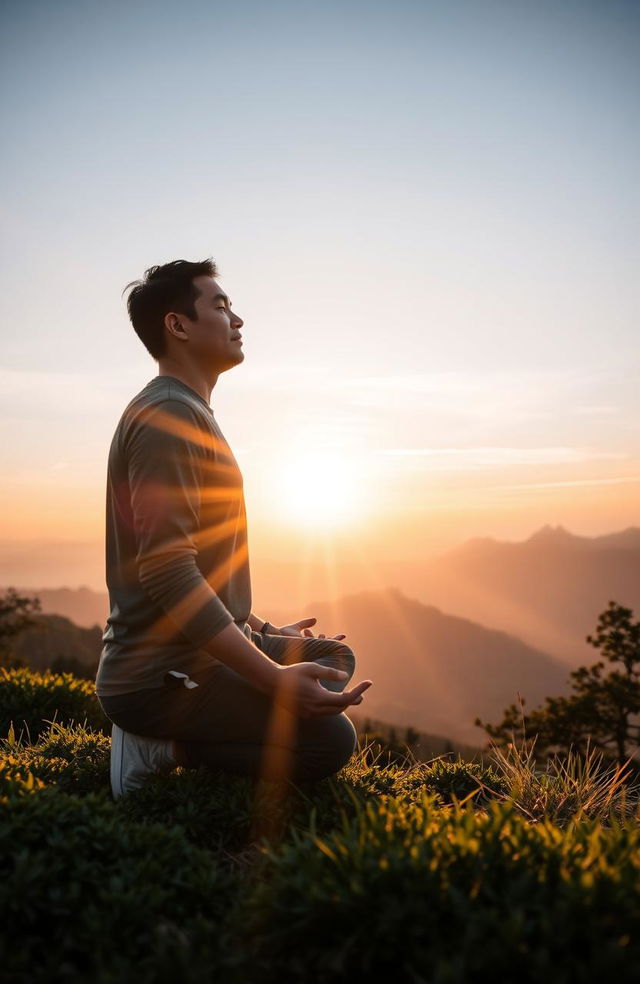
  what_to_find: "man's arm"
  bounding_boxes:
[127,399,281,692]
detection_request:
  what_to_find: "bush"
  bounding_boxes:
[0,787,240,983]
[0,755,46,802]
[117,763,312,857]
[310,745,509,838]
[3,675,640,983]
[228,792,640,983]
[0,667,110,743]
[1,719,111,797]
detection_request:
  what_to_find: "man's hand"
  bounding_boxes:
[278,616,346,641]
[271,663,372,718]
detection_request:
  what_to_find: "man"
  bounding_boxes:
[95,257,372,798]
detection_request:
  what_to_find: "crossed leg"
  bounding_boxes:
[176,630,358,784]
[101,630,358,786]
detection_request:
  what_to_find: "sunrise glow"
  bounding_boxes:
[270,451,364,530]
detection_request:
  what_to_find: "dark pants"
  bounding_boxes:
[97,628,358,785]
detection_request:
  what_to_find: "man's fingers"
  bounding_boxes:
[312,680,373,708]
[313,664,350,681]
[308,695,365,716]
[344,681,373,700]
[299,682,372,717]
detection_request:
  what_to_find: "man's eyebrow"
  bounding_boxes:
[212,292,233,306]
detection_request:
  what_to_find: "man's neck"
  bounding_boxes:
[156,365,218,406]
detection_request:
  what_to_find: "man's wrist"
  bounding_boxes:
[260,620,280,635]
[248,613,281,635]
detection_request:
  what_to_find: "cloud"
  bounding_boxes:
[468,474,640,492]
[372,445,630,465]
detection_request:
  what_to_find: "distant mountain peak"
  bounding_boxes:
[526,524,574,545]
[445,523,640,560]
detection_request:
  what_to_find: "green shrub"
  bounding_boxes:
[0,667,109,742]
[0,787,240,983]
[0,754,46,801]
[415,756,508,806]
[228,792,640,983]
[118,763,310,856]
[300,745,508,840]
[99,744,509,861]
[343,748,508,806]
[3,674,639,983]
[1,719,111,796]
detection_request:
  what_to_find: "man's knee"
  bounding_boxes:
[330,640,356,677]
[329,712,358,772]
[298,712,358,783]
[339,642,355,666]
[315,640,356,693]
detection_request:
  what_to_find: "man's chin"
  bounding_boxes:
[223,349,245,371]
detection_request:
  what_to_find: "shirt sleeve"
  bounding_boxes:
[126,398,235,648]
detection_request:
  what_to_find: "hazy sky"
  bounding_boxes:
[1,0,639,597]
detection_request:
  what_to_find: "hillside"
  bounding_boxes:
[2,666,639,983]
[414,524,640,666]
[270,587,572,746]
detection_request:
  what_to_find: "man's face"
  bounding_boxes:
[176,275,244,371]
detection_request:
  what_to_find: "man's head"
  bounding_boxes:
[123,258,244,373]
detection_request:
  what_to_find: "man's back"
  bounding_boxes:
[95,374,252,697]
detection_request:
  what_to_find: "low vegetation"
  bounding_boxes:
[2,666,640,983]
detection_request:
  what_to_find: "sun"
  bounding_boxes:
[272,450,363,530]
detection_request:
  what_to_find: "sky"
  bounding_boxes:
[1,0,639,602]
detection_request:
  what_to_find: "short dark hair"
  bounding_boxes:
[122,257,219,360]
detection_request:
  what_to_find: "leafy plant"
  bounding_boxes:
[0,788,239,983]
[476,600,640,768]
[0,666,110,743]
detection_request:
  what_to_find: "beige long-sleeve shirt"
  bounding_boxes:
[95,374,252,697]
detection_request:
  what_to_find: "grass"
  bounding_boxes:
[2,668,640,983]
